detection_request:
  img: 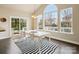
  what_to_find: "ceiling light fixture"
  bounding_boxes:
[32,15,36,19]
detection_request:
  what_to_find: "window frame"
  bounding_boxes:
[43,4,58,32]
[60,7,73,34]
[36,5,73,34]
[36,15,44,30]
[10,16,27,35]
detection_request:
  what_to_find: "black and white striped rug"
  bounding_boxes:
[15,38,58,54]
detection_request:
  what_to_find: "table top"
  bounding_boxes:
[25,30,49,37]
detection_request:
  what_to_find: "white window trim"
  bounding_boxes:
[60,7,73,34]
[10,16,27,36]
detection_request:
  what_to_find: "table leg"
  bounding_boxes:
[49,37,51,41]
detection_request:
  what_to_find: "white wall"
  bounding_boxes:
[0,6,32,39]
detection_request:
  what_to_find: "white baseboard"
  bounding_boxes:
[46,35,79,45]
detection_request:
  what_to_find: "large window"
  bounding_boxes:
[60,7,73,34]
[43,4,58,32]
[36,15,43,29]
[11,17,27,34]
[36,5,73,34]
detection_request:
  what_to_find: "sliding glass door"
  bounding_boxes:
[11,17,27,34]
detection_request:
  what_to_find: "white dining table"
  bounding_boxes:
[25,30,50,40]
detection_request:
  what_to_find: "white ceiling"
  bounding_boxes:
[0,4,41,14]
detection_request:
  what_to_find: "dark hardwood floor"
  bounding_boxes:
[0,37,79,54]
[45,37,79,54]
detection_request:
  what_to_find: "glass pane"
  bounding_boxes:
[43,4,58,32]
[19,18,26,30]
[37,15,43,29]
[61,22,71,27]
[60,7,73,33]
[11,18,19,31]
[45,12,58,31]
[11,17,26,34]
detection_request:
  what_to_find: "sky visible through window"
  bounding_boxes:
[44,4,57,19]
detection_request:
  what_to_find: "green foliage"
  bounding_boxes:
[11,18,26,31]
